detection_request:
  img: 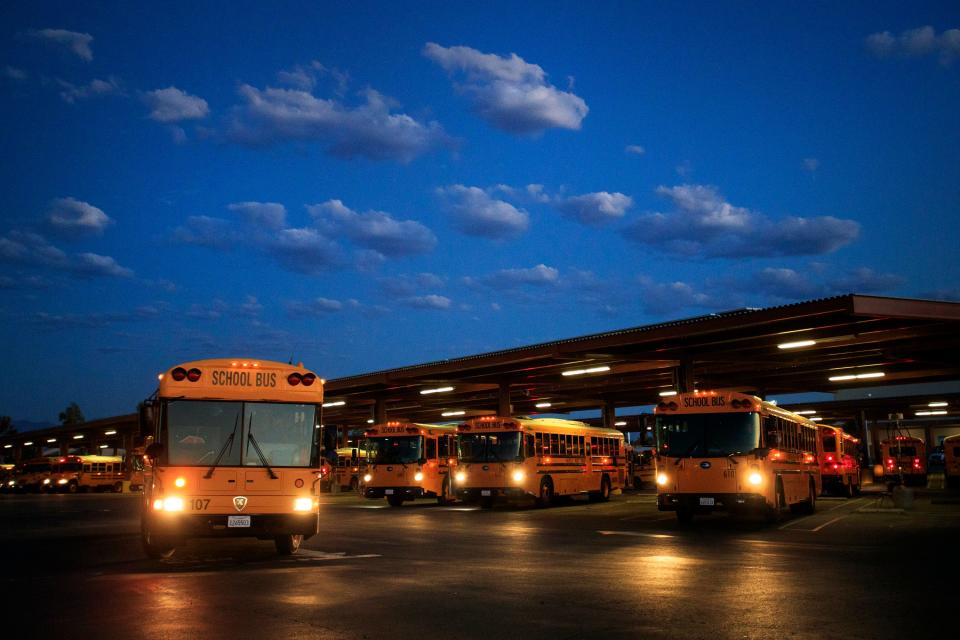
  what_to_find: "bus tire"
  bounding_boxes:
[676,507,694,524]
[843,479,853,498]
[536,477,554,508]
[275,534,303,555]
[141,531,176,559]
[113,481,123,493]
[479,495,494,509]
[590,475,611,502]
[67,481,78,494]
[387,494,404,507]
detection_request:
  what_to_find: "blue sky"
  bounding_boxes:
[1,1,958,424]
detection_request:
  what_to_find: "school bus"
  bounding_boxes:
[454,416,626,508]
[128,446,146,492]
[879,436,927,486]
[50,455,125,493]
[1,463,16,492]
[818,425,862,497]
[944,434,960,489]
[363,422,457,506]
[655,391,820,523]
[139,358,325,559]
[332,445,367,493]
[18,456,59,492]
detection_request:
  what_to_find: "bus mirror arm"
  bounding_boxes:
[145,442,164,460]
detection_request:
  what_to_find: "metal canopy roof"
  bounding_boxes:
[321,295,960,427]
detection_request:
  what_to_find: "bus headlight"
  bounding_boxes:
[512,470,525,482]
[174,477,186,488]
[162,497,184,512]
[43,478,50,485]
[58,478,68,485]
[747,468,763,486]
[414,472,424,482]
[455,471,466,483]
[293,497,313,511]
[656,473,668,486]
[363,474,372,483]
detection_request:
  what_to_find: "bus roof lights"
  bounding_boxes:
[828,372,885,382]
[420,386,454,395]
[778,340,817,349]
[171,367,187,381]
[562,365,611,377]
[287,372,302,386]
[301,373,317,386]
[186,368,202,382]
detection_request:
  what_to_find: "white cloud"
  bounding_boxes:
[0,230,132,278]
[227,84,450,162]
[72,253,134,278]
[423,43,588,134]
[622,184,860,258]
[26,28,93,61]
[45,197,112,236]
[228,202,287,230]
[57,77,122,103]
[379,273,446,297]
[143,87,210,122]
[625,144,645,155]
[171,216,238,249]
[268,227,343,273]
[475,264,560,288]
[636,276,727,315]
[802,158,819,172]
[866,26,960,65]
[286,297,345,316]
[436,185,530,239]
[401,294,452,310]
[554,191,632,225]
[308,199,436,257]
[756,266,905,299]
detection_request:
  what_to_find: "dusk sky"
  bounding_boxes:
[1,2,958,425]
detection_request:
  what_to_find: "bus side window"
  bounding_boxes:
[535,432,544,456]
[426,438,437,460]
[525,435,535,457]
[438,436,448,458]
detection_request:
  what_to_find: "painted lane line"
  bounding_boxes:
[811,516,847,532]
[597,530,675,539]
[826,497,867,512]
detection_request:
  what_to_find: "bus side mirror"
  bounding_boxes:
[145,442,164,460]
[138,402,156,436]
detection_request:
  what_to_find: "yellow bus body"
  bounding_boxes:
[19,456,59,492]
[878,436,927,486]
[140,358,324,558]
[454,416,626,508]
[363,422,458,506]
[944,434,960,488]
[332,446,367,492]
[818,425,862,497]
[50,454,125,493]
[655,391,820,522]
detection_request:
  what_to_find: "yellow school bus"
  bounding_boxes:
[139,358,324,559]
[363,422,457,506]
[454,416,626,508]
[879,436,927,486]
[944,433,960,489]
[19,456,59,492]
[818,425,861,497]
[50,455,125,493]
[655,391,820,523]
[332,445,367,493]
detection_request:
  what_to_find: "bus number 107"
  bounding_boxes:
[191,498,210,511]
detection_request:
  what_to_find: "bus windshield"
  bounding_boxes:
[887,446,917,457]
[58,462,82,472]
[163,400,317,468]
[458,432,522,463]
[367,437,422,464]
[822,436,837,452]
[656,413,761,457]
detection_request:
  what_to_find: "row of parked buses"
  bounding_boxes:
[2,454,137,493]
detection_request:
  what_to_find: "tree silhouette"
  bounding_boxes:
[0,416,15,437]
[59,403,85,426]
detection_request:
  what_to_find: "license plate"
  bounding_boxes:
[481,490,491,496]
[228,515,251,528]
[385,489,394,495]
[699,497,715,506]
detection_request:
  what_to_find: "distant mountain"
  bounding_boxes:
[11,419,56,432]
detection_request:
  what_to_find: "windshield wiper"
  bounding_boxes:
[674,441,701,465]
[726,452,740,465]
[204,413,240,478]
[246,417,278,479]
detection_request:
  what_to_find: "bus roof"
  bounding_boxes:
[881,436,924,444]
[60,454,123,463]
[655,390,819,427]
[463,416,624,437]
[366,421,458,437]
[158,358,323,403]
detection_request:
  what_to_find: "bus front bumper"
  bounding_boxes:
[364,486,432,500]
[144,512,320,539]
[658,492,767,513]
[455,487,528,502]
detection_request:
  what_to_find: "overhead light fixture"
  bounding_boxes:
[778,340,817,350]
[420,386,454,395]
[322,400,345,408]
[795,410,817,415]
[366,419,374,424]
[535,402,552,409]
[810,417,823,421]
[441,411,465,417]
[104,430,117,436]
[916,410,947,416]
[23,441,33,446]
[99,444,109,449]
[828,372,885,382]
[46,438,57,443]
[2,444,10,449]
[928,401,948,408]
[658,390,678,397]
[614,421,627,427]
[73,435,84,440]
[562,366,611,377]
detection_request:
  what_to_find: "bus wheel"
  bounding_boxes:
[141,531,176,560]
[275,534,303,555]
[387,494,404,507]
[67,481,78,494]
[843,479,854,499]
[479,495,494,509]
[676,507,694,524]
[590,476,611,502]
[536,478,554,508]
[113,481,123,493]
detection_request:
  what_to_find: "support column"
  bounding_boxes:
[673,358,695,393]
[498,382,512,417]
[602,400,617,430]
[374,397,387,425]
